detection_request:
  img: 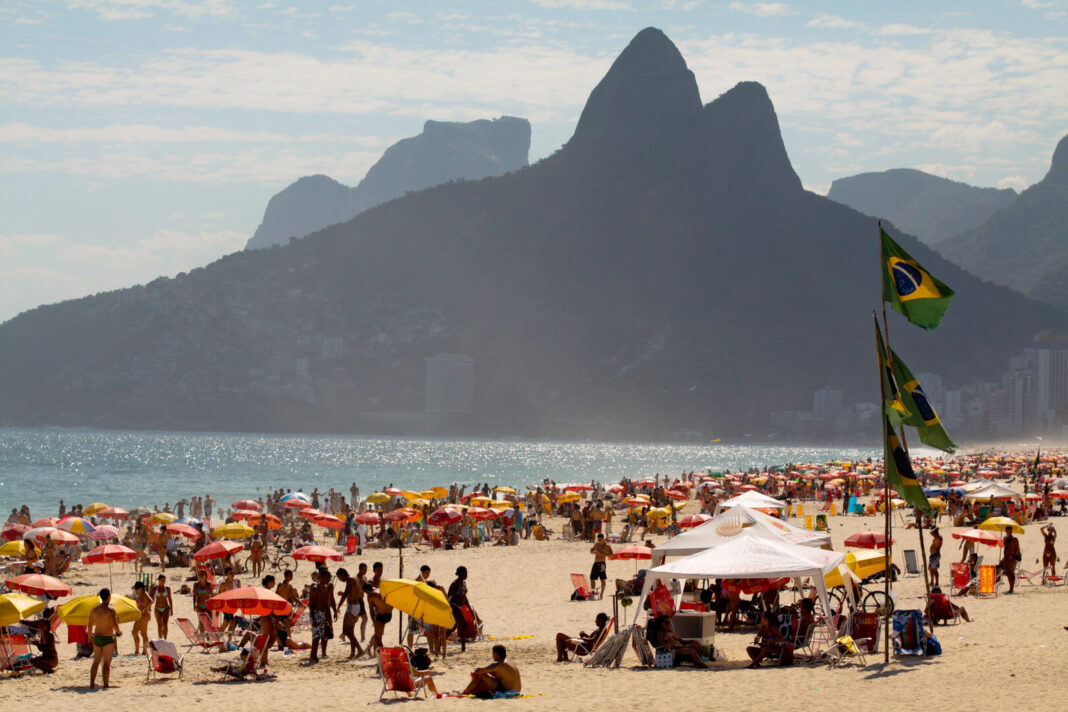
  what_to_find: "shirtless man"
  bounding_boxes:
[1002,529,1021,594]
[364,582,393,654]
[87,588,121,689]
[308,570,336,663]
[590,533,613,597]
[462,645,521,699]
[355,563,370,640]
[334,568,365,659]
[217,567,240,640]
[555,612,609,662]
[928,526,943,587]
[131,581,153,655]
[371,561,384,588]
[448,565,480,652]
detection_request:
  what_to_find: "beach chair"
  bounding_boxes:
[892,610,926,656]
[926,593,961,626]
[570,573,601,601]
[289,599,309,631]
[199,612,229,646]
[2,634,35,674]
[849,612,882,657]
[977,565,998,597]
[1013,563,1043,587]
[138,572,156,588]
[220,634,272,681]
[950,563,973,596]
[903,549,921,576]
[378,646,430,700]
[575,617,615,664]
[176,617,223,653]
[147,638,184,681]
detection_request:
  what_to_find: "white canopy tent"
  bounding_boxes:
[962,482,1022,501]
[634,535,846,642]
[714,490,787,515]
[652,504,830,565]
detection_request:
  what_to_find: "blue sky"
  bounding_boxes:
[2,0,1066,323]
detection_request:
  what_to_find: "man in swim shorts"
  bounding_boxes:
[590,533,613,597]
[308,569,336,663]
[87,588,121,689]
[364,582,393,654]
[334,568,365,660]
[462,645,522,698]
[928,526,943,587]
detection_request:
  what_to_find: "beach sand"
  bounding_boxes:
[4,507,1065,710]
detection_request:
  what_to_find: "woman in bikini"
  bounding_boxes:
[1042,524,1057,581]
[153,573,174,639]
[132,580,154,655]
[249,533,265,577]
[193,568,214,631]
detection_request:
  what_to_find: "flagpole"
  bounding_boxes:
[874,305,892,666]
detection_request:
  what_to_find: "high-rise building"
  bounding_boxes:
[425,354,474,432]
[1032,332,1068,432]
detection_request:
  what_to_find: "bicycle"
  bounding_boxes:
[244,546,296,574]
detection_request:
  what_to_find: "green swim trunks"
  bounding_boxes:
[93,634,116,647]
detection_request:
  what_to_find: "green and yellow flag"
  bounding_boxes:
[881,227,954,330]
[874,315,908,427]
[883,413,933,515]
[889,348,957,453]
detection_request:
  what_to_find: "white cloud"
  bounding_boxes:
[997,175,1028,191]
[529,0,633,8]
[62,0,234,20]
[1021,0,1054,8]
[806,14,864,30]
[729,2,797,17]
[876,23,934,36]
[0,233,60,257]
[0,123,382,146]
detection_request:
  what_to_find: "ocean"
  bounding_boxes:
[0,428,882,519]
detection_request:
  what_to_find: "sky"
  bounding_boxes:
[2,0,1066,324]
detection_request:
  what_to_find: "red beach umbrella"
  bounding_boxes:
[314,515,345,530]
[383,508,422,524]
[612,545,653,561]
[83,544,136,564]
[98,507,129,520]
[231,509,260,521]
[292,545,343,563]
[354,512,381,525]
[678,514,712,529]
[248,513,282,529]
[166,523,201,540]
[427,507,463,527]
[193,540,244,561]
[232,500,261,511]
[1,524,29,541]
[952,529,1003,547]
[5,573,72,597]
[844,532,893,549]
[465,507,498,521]
[207,586,292,616]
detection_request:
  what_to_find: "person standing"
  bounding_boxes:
[87,588,121,689]
[448,566,479,653]
[1002,528,1021,594]
[1041,524,1057,581]
[308,569,336,663]
[334,568,365,660]
[153,573,173,639]
[590,533,613,597]
[928,526,943,587]
[131,581,153,655]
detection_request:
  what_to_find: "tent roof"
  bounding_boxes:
[648,535,845,580]
[962,482,1021,500]
[717,490,787,511]
[653,504,829,560]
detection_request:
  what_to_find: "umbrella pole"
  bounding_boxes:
[916,514,934,634]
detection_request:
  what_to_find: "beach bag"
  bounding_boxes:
[648,583,676,618]
[571,590,589,601]
[654,648,675,669]
[925,633,942,656]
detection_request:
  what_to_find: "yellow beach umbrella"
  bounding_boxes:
[0,540,35,557]
[407,498,431,508]
[400,491,423,501]
[494,486,517,495]
[469,496,493,506]
[379,579,455,629]
[212,522,255,540]
[58,594,141,626]
[0,592,46,626]
[428,486,449,498]
[420,490,439,500]
[489,499,513,510]
[978,516,1025,534]
[556,492,581,504]
[150,512,177,524]
[365,492,391,504]
[84,502,109,516]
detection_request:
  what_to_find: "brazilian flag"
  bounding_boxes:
[884,414,934,515]
[874,315,908,427]
[890,348,957,453]
[881,227,954,330]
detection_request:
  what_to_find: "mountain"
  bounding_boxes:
[938,135,1068,306]
[244,117,531,250]
[0,28,1063,439]
[827,168,1017,245]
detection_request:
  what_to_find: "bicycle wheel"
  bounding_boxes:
[277,554,296,572]
[826,587,845,613]
[862,590,892,616]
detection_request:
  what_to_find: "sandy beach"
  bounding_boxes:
[3,500,1065,711]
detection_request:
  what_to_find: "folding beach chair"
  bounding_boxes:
[176,617,223,653]
[378,646,431,700]
[903,549,921,576]
[849,612,882,657]
[570,573,601,601]
[199,612,229,646]
[950,563,973,596]
[575,616,615,664]
[147,638,184,681]
[288,599,309,631]
[892,610,926,656]
[1013,563,1043,587]
[3,634,35,674]
[977,565,998,597]
[220,634,273,681]
[829,635,867,667]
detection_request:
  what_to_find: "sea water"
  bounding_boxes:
[0,427,881,518]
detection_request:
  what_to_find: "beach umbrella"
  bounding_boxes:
[174,517,200,526]
[1,524,29,541]
[207,586,292,616]
[469,496,493,506]
[612,545,653,561]
[128,507,154,518]
[292,545,343,563]
[0,540,35,557]
[32,517,60,528]
[384,488,403,496]
[723,577,791,595]
[420,490,439,500]
[557,493,581,504]
[248,513,282,530]
[83,544,137,589]
[607,485,625,494]
[166,522,201,540]
[379,579,455,629]
[488,499,512,510]
[427,486,449,498]
[314,514,344,530]
[844,532,893,550]
[4,573,72,597]
[232,499,261,511]
[978,517,1025,534]
[0,592,46,626]
[35,528,80,545]
[193,540,244,561]
[212,522,255,540]
[400,491,423,501]
[678,514,712,529]
[150,512,177,525]
[494,486,518,495]
[280,492,311,504]
[427,507,463,527]
[354,512,381,525]
[466,507,498,521]
[86,525,120,541]
[1052,490,1068,500]
[1024,493,1042,502]
[952,529,1003,547]
[298,508,324,520]
[383,508,422,524]
[83,502,109,516]
[365,493,391,504]
[231,509,259,520]
[665,489,688,500]
[57,517,96,535]
[58,593,141,626]
[564,484,594,493]
[98,506,128,520]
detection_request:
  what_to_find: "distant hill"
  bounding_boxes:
[938,135,1068,307]
[244,117,531,250]
[0,28,1062,439]
[827,168,1016,245]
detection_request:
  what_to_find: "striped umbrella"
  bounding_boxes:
[86,525,120,541]
[57,516,96,535]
